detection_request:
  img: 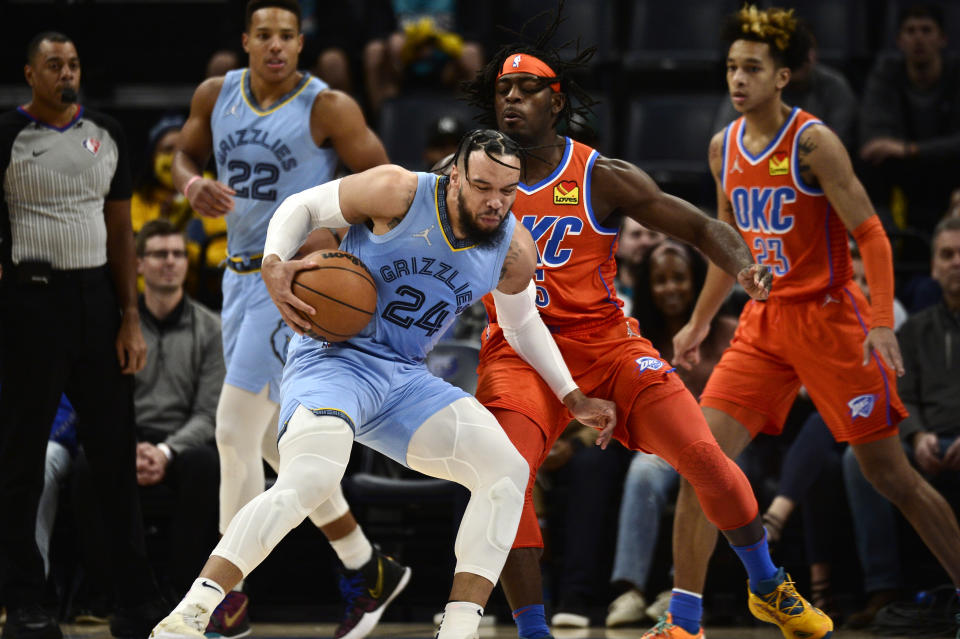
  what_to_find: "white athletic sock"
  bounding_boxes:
[329,525,373,570]
[437,601,483,639]
[233,580,244,593]
[173,578,227,630]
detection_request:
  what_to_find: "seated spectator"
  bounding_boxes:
[423,115,465,170]
[131,115,193,234]
[73,220,224,601]
[605,241,737,627]
[363,0,487,113]
[205,49,241,79]
[713,17,857,150]
[615,218,664,317]
[859,3,960,236]
[842,216,960,628]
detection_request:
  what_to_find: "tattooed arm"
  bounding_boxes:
[799,123,877,230]
[496,223,538,293]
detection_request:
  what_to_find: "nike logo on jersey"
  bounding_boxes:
[412,225,434,246]
[730,186,796,233]
[32,149,48,157]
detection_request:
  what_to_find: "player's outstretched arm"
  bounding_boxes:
[262,165,418,333]
[492,225,618,447]
[173,77,236,218]
[801,123,904,376]
[312,90,390,172]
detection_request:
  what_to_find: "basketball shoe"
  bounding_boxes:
[150,604,208,639]
[334,549,412,639]
[747,568,833,639]
[204,591,250,638]
[640,614,703,638]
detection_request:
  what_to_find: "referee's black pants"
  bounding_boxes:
[0,267,159,608]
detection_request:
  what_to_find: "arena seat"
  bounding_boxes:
[623,0,729,70]
[376,92,482,171]
[624,94,724,204]
[504,0,619,62]
[762,0,870,65]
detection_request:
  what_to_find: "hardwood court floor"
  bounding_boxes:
[58,621,920,639]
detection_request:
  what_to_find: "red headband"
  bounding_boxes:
[497,53,561,92]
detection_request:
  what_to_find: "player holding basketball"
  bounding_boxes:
[172,1,406,637]
[659,5,960,638]
[151,129,617,639]
[456,20,830,639]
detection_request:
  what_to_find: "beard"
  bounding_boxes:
[60,87,78,104]
[457,189,508,249]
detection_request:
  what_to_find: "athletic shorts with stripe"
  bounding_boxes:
[700,283,907,445]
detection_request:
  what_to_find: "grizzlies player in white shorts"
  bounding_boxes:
[171,1,406,637]
[152,130,618,639]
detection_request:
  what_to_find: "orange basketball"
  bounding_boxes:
[292,250,377,342]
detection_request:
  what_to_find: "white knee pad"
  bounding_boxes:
[407,397,527,583]
[212,406,354,576]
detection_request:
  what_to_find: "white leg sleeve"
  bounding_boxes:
[212,405,353,576]
[259,406,350,529]
[215,384,278,533]
[406,397,527,584]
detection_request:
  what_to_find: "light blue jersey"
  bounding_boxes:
[212,68,338,400]
[279,172,517,464]
[211,68,338,258]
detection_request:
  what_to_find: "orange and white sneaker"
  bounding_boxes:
[747,568,833,639]
[640,614,704,639]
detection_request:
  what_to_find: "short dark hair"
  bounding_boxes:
[26,31,72,64]
[721,5,811,71]
[898,3,945,31]
[933,216,960,246]
[245,0,301,31]
[136,219,185,256]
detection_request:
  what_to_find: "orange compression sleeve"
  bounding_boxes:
[852,215,895,329]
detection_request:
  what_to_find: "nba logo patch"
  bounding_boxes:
[848,394,876,420]
[768,151,789,175]
[81,137,101,155]
[635,356,664,374]
[512,55,522,68]
[553,180,579,205]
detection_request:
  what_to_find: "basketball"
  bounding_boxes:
[292,250,377,342]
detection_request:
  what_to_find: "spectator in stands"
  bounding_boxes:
[363,1,488,113]
[74,220,224,601]
[0,31,165,639]
[713,18,857,149]
[423,114,465,170]
[616,218,664,317]
[842,215,960,628]
[605,241,737,627]
[859,3,960,235]
[131,116,192,234]
[205,50,241,79]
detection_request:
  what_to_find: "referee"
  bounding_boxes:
[0,33,164,639]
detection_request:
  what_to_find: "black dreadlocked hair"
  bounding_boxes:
[461,0,598,132]
[442,129,523,177]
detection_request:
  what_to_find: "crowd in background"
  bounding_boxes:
[0,0,959,634]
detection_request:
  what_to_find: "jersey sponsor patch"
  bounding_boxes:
[768,151,789,176]
[848,394,876,420]
[81,137,101,155]
[635,356,664,373]
[553,180,579,205]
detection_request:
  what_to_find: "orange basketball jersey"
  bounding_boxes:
[722,107,852,300]
[483,137,624,331]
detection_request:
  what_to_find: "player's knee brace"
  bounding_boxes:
[212,407,353,575]
[677,440,757,530]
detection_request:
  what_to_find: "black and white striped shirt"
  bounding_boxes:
[0,106,130,269]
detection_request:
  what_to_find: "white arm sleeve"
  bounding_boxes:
[491,281,579,401]
[263,178,349,260]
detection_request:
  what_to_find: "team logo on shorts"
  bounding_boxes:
[635,356,664,374]
[270,321,293,365]
[848,394,876,420]
[81,137,101,155]
[553,180,579,205]
[768,151,789,176]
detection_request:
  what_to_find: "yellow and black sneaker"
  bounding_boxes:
[334,549,412,639]
[747,568,833,639]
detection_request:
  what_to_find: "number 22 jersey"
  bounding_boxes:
[211,68,338,257]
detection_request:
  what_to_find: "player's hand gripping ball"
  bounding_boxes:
[292,250,377,341]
